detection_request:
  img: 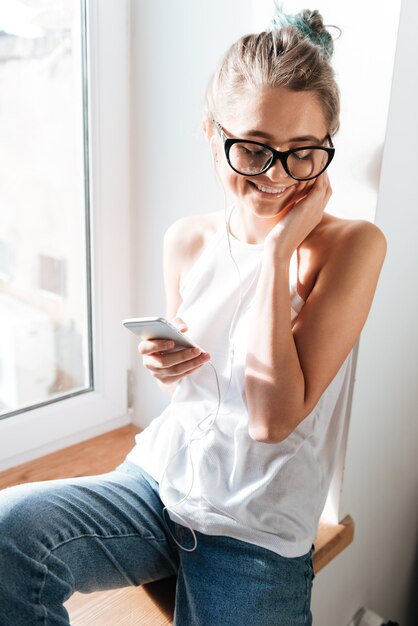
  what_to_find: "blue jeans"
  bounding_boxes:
[0,460,314,625]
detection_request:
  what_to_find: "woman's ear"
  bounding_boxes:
[201,117,214,144]
[202,117,218,163]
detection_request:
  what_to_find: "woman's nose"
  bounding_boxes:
[264,157,292,182]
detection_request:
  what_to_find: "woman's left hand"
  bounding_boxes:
[264,173,332,261]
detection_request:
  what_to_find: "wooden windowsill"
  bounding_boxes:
[0,425,354,625]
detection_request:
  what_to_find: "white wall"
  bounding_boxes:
[130,1,417,624]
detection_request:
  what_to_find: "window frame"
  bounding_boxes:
[0,0,132,471]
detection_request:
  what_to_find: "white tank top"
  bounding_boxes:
[128,221,353,558]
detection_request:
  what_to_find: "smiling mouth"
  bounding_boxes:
[249,181,292,196]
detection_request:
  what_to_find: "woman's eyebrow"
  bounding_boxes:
[241,129,322,143]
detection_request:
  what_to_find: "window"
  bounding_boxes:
[0,0,131,471]
[0,0,92,417]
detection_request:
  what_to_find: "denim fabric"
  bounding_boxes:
[0,460,314,626]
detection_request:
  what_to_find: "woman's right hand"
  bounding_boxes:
[138,317,211,385]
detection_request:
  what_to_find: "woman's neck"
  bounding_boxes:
[227,205,280,245]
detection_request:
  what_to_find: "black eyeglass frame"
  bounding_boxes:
[213,120,335,182]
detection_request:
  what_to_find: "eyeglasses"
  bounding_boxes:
[213,120,335,181]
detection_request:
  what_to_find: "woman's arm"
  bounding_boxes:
[138,216,211,395]
[245,179,387,443]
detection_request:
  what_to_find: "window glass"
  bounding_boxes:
[0,0,92,418]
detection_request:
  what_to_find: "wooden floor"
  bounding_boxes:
[0,425,354,625]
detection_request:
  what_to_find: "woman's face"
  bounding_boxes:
[213,86,329,222]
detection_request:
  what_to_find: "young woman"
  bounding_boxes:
[0,7,386,626]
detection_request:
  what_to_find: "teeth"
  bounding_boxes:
[254,183,287,194]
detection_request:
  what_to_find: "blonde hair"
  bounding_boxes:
[204,9,340,135]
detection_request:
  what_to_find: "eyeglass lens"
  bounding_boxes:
[228,142,329,179]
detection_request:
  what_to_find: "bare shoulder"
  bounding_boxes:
[165,210,222,249]
[164,210,224,281]
[298,213,386,301]
[315,213,387,266]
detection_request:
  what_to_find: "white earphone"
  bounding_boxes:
[160,155,258,553]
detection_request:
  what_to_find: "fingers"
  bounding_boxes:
[138,337,211,382]
[300,173,332,214]
[147,346,202,367]
[138,339,175,356]
[144,346,211,381]
[293,173,331,210]
[319,174,332,208]
[170,316,188,332]
[315,172,332,197]
[137,314,210,383]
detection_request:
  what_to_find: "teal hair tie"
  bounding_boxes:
[268,2,334,59]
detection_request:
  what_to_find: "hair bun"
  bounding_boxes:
[268,3,334,59]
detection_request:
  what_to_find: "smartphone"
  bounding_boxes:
[122,316,196,351]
